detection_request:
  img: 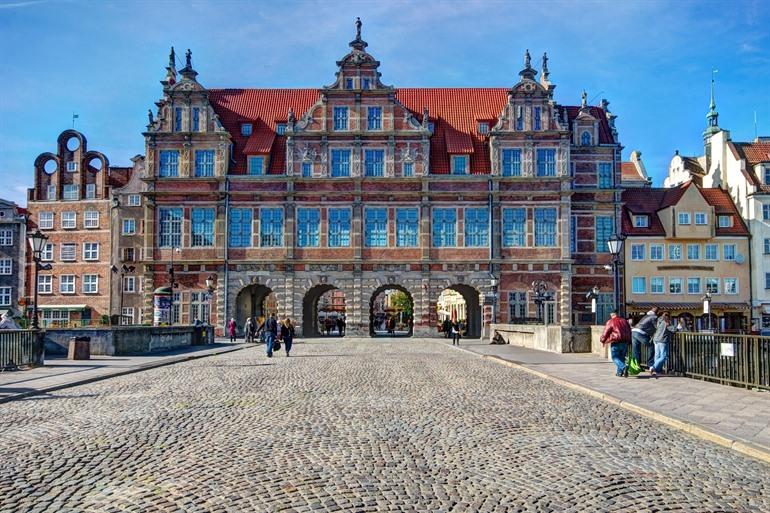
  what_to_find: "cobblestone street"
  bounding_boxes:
[1,338,769,512]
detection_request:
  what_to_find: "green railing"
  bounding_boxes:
[0,330,45,370]
[643,333,770,390]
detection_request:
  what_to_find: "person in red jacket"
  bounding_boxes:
[599,310,632,377]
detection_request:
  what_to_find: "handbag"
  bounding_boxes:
[626,356,641,376]
[273,340,281,351]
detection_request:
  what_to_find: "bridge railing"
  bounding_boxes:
[0,330,45,370]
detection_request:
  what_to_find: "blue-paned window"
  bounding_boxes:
[301,161,312,177]
[570,215,577,253]
[432,208,457,247]
[452,155,468,175]
[581,131,592,146]
[365,208,388,247]
[403,162,414,177]
[158,208,182,247]
[328,208,351,247]
[159,150,179,177]
[192,107,200,132]
[333,107,348,131]
[276,124,286,135]
[534,107,542,130]
[595,216,614,253]
[362,78,371,90]
[260,208,283,247]
[396,208,419,247]
[174,107,183,132]
[464,208,489,247]
[502,149,522,176]
[228,208,252,247]
[191,208,215,247]
[516,108,523,130]
[194,150,215,177]
[367,107,382,130]
[365,149,384,177]
[598,162,613,189]
[345,78,353,90]
[331,149,351,177]
[534,208,557,247]
[248,156,264,175]
[502,208,526,247]
[536,149,556,176]
[296,208,320,247]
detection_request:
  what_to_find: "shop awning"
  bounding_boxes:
[37,304,88,311]
[628,302,750,311]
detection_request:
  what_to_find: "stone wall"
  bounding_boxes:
[489,323,591,353]
[43,326,213,356]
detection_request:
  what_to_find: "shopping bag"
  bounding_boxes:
[627,356,641,376]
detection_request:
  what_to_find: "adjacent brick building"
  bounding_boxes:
[0,199,27,318]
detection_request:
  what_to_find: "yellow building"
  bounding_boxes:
[622,181,751,332]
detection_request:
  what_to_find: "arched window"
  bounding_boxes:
[581,131,592,146]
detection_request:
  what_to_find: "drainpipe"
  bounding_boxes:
[223,176,230,339]
[488,178,495,335]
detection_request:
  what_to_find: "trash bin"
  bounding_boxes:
[68,336,91,360]
[192,327,203,346]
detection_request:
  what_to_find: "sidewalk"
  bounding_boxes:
[451,339,770,463]
[0,342,249,404]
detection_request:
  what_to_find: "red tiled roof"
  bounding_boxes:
[444,127,475,154]
[699,187,750,235]
[621,162,642,182]
[243,123,276,154]
[563,106,614,145]
[735,141,770,165]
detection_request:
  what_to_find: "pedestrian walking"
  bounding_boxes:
[280,318,296,357]
[442,318,452,338]
[258,313,279,357]
[336,316,345,337]
[451,321,462,346]
[599,310,632,377]
[631,308,659,369]
[650,312,675,377]
[227,318,237,343]
[243,317,254,343]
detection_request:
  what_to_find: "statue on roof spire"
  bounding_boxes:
[524,49,531,69]
[355,17,362,40]
[185,49,192,69]
[169,47,176,69]
[581,90,587,108]
[542,52,548,74]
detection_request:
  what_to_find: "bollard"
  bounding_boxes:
[68,336,91,360]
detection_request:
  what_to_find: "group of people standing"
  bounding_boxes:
[227,314,296,357]
[599,307,676,377]
[441,318,465,346]
[320,316,345,336]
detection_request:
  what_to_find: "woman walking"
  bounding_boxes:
[280,318,296,357]
[651,311,675,377]
[243,317,254,343]
[451,321,462,346]
[227,317,237,343]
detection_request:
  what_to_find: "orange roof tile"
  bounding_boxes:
[243,123,275,154]
[620,162,641,182]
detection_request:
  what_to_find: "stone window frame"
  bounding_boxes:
[364,207,388,248]
[194,150,216,178]
[535,208,559,248]
[535,148,557,177]
[464,207,489,248]
[191,208,216,247]
[333,106,349,131]
[501,148,522,177]
[330,148,351,177]
[431,207,457,248]
[402,161,414,177]
[395,207,419,248]
[159,150,180,178]
[367,106,382,131]
[259,207,284,248]
[364,148,386,177]
[296,207,321,248]
[508,291,528,321]
[328,208,351,248]
[228,208,253,248]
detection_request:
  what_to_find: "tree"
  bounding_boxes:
[389,290,413,317]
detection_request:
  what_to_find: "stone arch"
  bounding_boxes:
[234,284,277,335]
[369,283,414,337]
[57,129,87,155]
[84,151,108,173]
[437,283,482,339]
[302,284,347,337]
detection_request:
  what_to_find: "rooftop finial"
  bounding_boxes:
[581,90,587,108]
[704,68,720,138]
[518,48,538,81]
[355,17,362,40]
[541,52,549,76]
[185,49,192,69]
[349,17,368,50]
[524,49,531,69]
[162,46,178,87]
[169,47,176,69]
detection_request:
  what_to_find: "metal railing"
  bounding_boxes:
[642,333,770,390]
[0,330,45,370]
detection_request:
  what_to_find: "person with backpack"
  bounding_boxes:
[631,307,659,370]
[280,318,296,357]
[651,311,675,377]
[599,310,632,377]
[258,313,279,357]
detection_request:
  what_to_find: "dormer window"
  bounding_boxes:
[248,156,265,176]
[241,123,253,136]
[477,122,489,135]
[345,78,354,90]
[678,212,691,225]
[66,162,78,172]
[276,124,286,135]
[581,131,592,146]
[451,155,469,175]
[633,215,649,228]
[362,78,371,90]
[718,215,733,228]
[333,107,348,131]
[695,212,708,225]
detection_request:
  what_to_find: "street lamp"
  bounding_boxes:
[607,233,625,317]
[112,264,136,325]
[167,247,180,325]
[27,230,51,330]
[586,285,600,325]
[531,280,549,325]
[490,274,499,328]
[205,274,216,326]
[702,292,713,332]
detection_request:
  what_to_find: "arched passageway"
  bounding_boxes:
[303,285,347,337]
[370,285,413,337]
[436,284,481,339]
[235,284,276,335]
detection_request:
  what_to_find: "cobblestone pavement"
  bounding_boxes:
[1,338,769,512]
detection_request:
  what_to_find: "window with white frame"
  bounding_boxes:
[669,278,682,294]
[333,107,348,131]
[0,287,10,306]
[60,275,75,294]
[502,208,526,247]
[328,208,351,247]
[649,244,664,261]
[123,247,135,262]
[367,107,382,130]
[66,161,78,172]
[478,122,489,134]
[705,243,719,260]
[259,208,283,247]
[301,161,313,178]
[61,212,76,229]
[82,274,99,294]
[124,276,136,293]
[122,219,136,235]
[331,149,351,177]
[191,208,215,247]
[41,310,69,326]
[121,307,135,325]
[61,243,76,261]
[724,278,738,294]
[396,208,419,247]
[190,291,210,323]
[502,149,522,177]
[159,150,180,177]
[158,208,182,247]
[41,243,53,261]
[296,208,320,247]
[678,212,691,225]
[83,242,99,261]
[39,212,54,229]
[85,183,96,199]
[631,243,645,261]
[172,292,180,324]
[0,229,12,246]
[718,215,733,227]
[695,212,707,225]
[276,123,286,135]
[631,277,646,294]
[535,208,558,247]
[432,208,457,247]
[536,149,556,176]
[687,277,701,294]
[650,277,664,294]
[127,194,141,206]
[84,210,99,229]
[228,208,252,248]
[248,156,264,175]
[46,185,56,200]
[364,149,385,177]
[723,244,736,261]
[38,275,52,294]
[705,277,720,294]
[364,208,388,247]
[508,291,528,321]
[0,259,11,275]
[63,184,79,201]
[763,204,770,221]
[687,244,700,260]
[241,123,252,136]
[669,243,682,261]
[464,208,489,247]
[633,215,649,228]
[452,155,469,175]
[402,161,414,177]
[194,150,215,177]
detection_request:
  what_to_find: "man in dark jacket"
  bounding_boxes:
[631,308,659,369]
[600,310,632,377]
[258,313,279,357]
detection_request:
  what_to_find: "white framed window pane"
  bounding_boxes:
[333,107,348,131]
[84,211,99,228]
[650,244,664,261]
[705,278,719,294]
[503,208,526,247]
[82,275,99,293]
[41,243,53,261]
[464,208,489,247]
[127,194,141,206]
[194,150,215,177]
[631,277,646,294]
[159,150,180,177]
[687,244,700,260]
[39,212,54,229]
[364,149,385,177]
[124,276,136,293]
[0,259,11,274]
[364,208,388,247]
[259,208,283,247]
[63,184,79,200]
[536,149,556,176]
[396,208,419,247]
[705,244,719,260]
[328,208,351,247]
[669,244,682,261]
[158,208,183,247]
[228,208,253,248]
[191,208,216,247]
[402,162,414,177]
[695,212,707,225]
[331,149,351,177]
[432,208,457,247]
[687,277,701,294]
[296,208,320,247]
[38,275,52,293]
[122,219,136,235]
[650,277,664,294]
[724,278,738,294]
[502,149,522,177]
[61,212,76,229]
[723,244,736,261]
[678,212,691,225]
[248,156,264,175]
[85,183,96,199]
[535,208,558,247]
[0,230,12,246]
[669,278,682,294]
[46,185,56,200]
[60,275,75,294]
[83,242,99,261]
[631,244,645,261]
[0,287,10,306]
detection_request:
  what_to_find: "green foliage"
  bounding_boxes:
[390,291,413,317]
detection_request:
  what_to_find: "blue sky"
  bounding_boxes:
[1,0,768,206]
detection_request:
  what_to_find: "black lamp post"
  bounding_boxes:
[607,233,625,317]
[27,230,50,330]
[205,274,216,325]
[112,264,136,325]
[531,280,548,325]
[490,274,499,328]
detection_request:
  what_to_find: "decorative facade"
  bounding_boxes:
[139,22,624,337]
